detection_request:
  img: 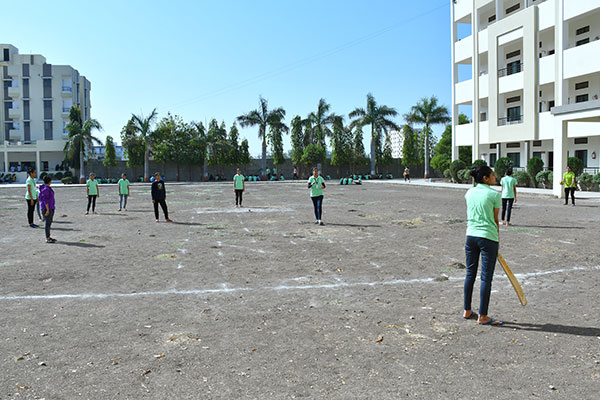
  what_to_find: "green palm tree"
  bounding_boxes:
[306,98,336,148]
[64,106,102,183]
[131,108,158,182]
[237,96,285,179]
[349,94,399,176]
[405,96,451,179]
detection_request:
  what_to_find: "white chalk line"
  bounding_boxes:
[195,208,293,214]
[0,265,598,302]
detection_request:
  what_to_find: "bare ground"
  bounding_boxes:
[0,181,599,399]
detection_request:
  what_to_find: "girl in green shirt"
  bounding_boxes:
[85,173,99,215]
[25,168,39,228]
[464,166,502,326]
[308,167,326,225]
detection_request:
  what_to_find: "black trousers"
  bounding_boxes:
[564,188,575,204]
[26,199,36,225]
[87,195,97,212]
[45,209,54,239]
[501,198,514,222]
[154,199,169,220]
[311,195,323,220]
[235,189,243,205]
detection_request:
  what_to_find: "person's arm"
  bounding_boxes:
[97,182,100,197]
[127,183,130,196]
[86,183,89,197]
[513,186,517,203]
[321,178,326,189]
[27,182,34,205]
[494,208,500,234]
[45,201,50,216]
[151,182,157,203]
[243,179,245,192]
[308,178,313,189]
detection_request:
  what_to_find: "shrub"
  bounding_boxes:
[64,170,72,178]
[443,169,451,179]
[527,157,544,187]
[536,170,553,189]
[513,170,531,187]
[578,173,594,191]
[40,172,48,180]
[493,157,513,179]
[471,159,487,168]
[55,172,64,180]
[593,172,600,185]
[449,160,466,183]
[457,168,472,183]
[567,157,583,176]
[61,177,72,185]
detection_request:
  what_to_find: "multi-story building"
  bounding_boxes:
[91,144,126,161]
[451,0,600,196]
[389,129,405,159]
[1,44,91,177]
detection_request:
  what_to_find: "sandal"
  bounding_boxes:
[463,310,478,320]
[478,318,503,326]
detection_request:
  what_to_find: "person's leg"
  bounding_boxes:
[87,196,92,212]
[92,195,97,212]
[464,236,480,315]
[154,201,160,220]
[478,238,499,317]
[35,200,43,220]
[159,199,169,219]
[239,190,243,207]
[311,196,319,220]
[570,188,575,205]
[506,198,514,223]
[564,188,569,205]
[123,195,128,209]
[45,209,54,239]
[26,201,34,225]
[317,195,323,221]
[501,198,507,222]
[119,195,123,210]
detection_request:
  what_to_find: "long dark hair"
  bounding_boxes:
[470,166,494,184]
[27,167,36,176]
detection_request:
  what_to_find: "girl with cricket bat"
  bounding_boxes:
[463,165,503,325]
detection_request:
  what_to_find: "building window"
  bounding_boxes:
[43,79,52,98]
[42,63,52,77]
[506,96,521,104]
[22,78,29,98]
[548,49,555,55]
[533,152,542,160]
[24,122,31,142]
[3,48,9,62]
[42,161,49,172]
[506,60,522,75]
[574,137,588,144]
[574,150,588,167]
[576,38,590,47]
[507,106,522,123]
[533,140,542,147]
[506,50,521,59]
[506,142,521,148]
[549,100,555,109]
[22,64,30,77]
[44,121,53,140]
[576,94,589,103]
[488,15,496,23]
[576,26,590,35]
[23,100,30,120]
[480,112,487,121]
[507,152,521,167]
[44,100,53,120]
[575,81,589,90]
[490,153,497,167]
[506,4,520,14]
[490,143,497,149]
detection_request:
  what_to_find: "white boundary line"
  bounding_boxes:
[0,265,598,302]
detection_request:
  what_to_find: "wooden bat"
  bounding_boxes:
[497,253,527,306]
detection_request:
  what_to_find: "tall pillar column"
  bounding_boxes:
[451,1,459,162]
[553,120,568,198]
[36,151,41,173]
[472,0,480,164]
[3,151,8,172]
[524,140,531,164]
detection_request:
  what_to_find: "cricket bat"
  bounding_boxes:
[497,253,527,306]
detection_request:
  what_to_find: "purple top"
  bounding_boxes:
[39,185,55,210]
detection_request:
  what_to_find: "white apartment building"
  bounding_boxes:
[451,0,600,196]
[1,44,91,177]
[389,129,404,159]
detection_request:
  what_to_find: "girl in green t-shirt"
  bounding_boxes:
[463,166,502,326]
[308,167,326,225]
[499,167,517,226]
[25,168,39,228]
[85,173,99,215]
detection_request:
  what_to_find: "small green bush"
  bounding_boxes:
[527,157,544,187]
[40,172,48,180]
[567,157,584,176]
[443,169,451,179]
[578,173,594,191]
[64,170,73,178]
[593,172,600,185]
[457,168,472,183]
[449,160,466,183]
[513,170,531,187]
[536,170,553,189]
[493,157,513,179]
[471,159,487,168]
[55,172,64,180]
[61,177,72,185]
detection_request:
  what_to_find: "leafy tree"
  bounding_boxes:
[301,144,326,167]
[405,96,451,178]
[188,121,207,181]
[567,157,584,176]
[330,116,354,176]
[64,106,102,183]
[153,113,193,181]
[378,134,394,170]
[352,128,369,173]
[239,139,251,165]
[493,157,513,179]
[349,93,400,176]
[103,135,117,179]
[269,119,288,166]
[459,146,473,166]
[431,124,452,172]
[290,115,306,175]
[527,157,544,187]
[206,120,231,177]
[228,123,241,165]
[449,159,466,183]
[401,125,421,167]
[237,96,285,179]
[131,108,158,182]
[121,118,145,179]
[306,98,336,149]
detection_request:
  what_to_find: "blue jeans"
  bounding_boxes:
[119,194,128,209]
[311,195,323,220]
[464,236,498,316]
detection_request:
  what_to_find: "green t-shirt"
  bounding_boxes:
[87,179,99,195]
[562,172,576,188]
[118,178,130,195]
[25,176,38,200]
[500,176,517,199]
[273,168,277,174]
[465,183,501,242]
[266,168,270,174]
[233,174,245,190]
[308,176,325,197]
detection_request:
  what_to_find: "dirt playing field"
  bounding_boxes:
[0,180,599,399]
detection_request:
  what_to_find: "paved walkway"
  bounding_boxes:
[364,178,600,200]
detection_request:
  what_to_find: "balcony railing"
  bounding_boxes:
[498,63,523,77]
[62,86,72,92]
[62,107,71,113]
[498,115,523,126]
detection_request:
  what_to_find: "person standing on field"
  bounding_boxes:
[151,172,172,222]
[25,168,39,228]
[403,167,411,183]
[561,166,577,206]
[118,173,130,211]
[499,168,517,226]
[308,167,326,226]
[38,175,56,243]
[233,168,245,207]
[85,173,99,215]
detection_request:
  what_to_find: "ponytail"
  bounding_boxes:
[470,165,494,184]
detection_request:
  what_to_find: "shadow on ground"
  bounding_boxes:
[499,322,600,337]
[56,241,105,249]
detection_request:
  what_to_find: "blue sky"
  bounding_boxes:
[10,0,452,156]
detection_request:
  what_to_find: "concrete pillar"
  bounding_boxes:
[555,0,566,107]
[524,140,531,165]
[553,120,568,197]
[36,151,41,173]
[472,0,480,164]
[451,1,459,162]
[497,142,502,159]
[3,151,8,173]
[495,0,503,21]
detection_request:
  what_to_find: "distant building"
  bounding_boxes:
[389,129,404,159]
[91,144,125,161]
[0,44,91,174]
